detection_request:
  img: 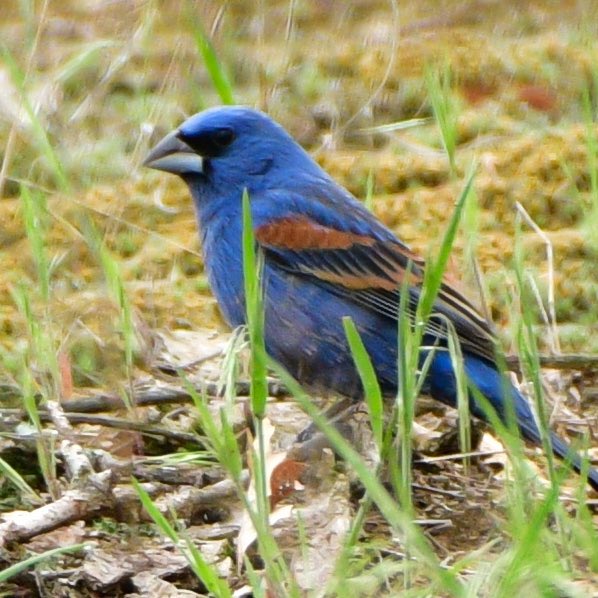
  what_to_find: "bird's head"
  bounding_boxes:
[143,106,319,191]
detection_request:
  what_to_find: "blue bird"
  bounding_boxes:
[144,105,598,492]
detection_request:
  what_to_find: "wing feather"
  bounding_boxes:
[255,215,497,362]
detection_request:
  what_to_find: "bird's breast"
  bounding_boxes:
[200,215,247,328]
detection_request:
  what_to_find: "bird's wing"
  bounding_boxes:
[255,213,497,362]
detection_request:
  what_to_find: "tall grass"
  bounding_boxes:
[0,544,87,585]
[337,179,475,587]
[271,361,466,597]
[581,85,598,245]
[12,185,60,497]
[134,479,233,597]
[84,219,137,389]
[2,47,70,192]
[188,16,235,106]
[426,65,460,176]
[342,316,384,451]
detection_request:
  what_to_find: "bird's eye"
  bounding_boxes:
[212,127,235,148]
[177,125,236,158]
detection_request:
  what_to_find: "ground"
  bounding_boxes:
[0,1,597,596]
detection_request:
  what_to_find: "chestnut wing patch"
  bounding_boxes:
[255,215,496,361]
[256,216,423,290]
[256,216,376,250]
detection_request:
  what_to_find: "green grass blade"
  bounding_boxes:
[0,456,42,502]
[426,65,459,175]
[512,212,558,490]
[242,189,268,418]
[342,316,384,450]
[84,219,136,381]
[54,40,116,86]
[445,319,471,468]
[0,544,87,583]
[1,46,70,191]
[396,265,417,514]
[270,359,466,597]
[182,376,243,481]
[20,185,50,301]
[241,188,272,569]
[189,19,235,105]
[417,164,476,322]
[133,478,233,597]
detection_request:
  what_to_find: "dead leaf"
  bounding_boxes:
[270,459,306,508]
[25,520,86,553]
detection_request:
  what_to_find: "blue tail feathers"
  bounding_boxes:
[427,351,598,492]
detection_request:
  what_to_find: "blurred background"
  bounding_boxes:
[2,1,598,392]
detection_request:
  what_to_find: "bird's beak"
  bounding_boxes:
[143,130,204,175]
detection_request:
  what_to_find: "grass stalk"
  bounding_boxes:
[133,479,233,597]
[189,14,235,105]
[0,544,87,584]
[271,359,466,597]
[1,47,69,192]
[84,219,136,391]
[426,65,459,176]
[342,316,384,451]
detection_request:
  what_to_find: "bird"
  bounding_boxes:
[144,105,598,492]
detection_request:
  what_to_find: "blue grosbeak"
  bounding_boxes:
[144,106,598,491]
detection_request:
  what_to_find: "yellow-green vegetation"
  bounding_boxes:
[2,1,598,373]
[1,0,598,595]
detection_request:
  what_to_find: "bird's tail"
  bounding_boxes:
[546,430,598,492]
[428,352,598,492]
[503,389,598,493]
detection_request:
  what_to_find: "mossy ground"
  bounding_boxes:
[2,1,598,369]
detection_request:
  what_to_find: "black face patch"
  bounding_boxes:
[178,126,236,158]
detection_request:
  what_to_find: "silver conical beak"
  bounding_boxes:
[143,130,203,175]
